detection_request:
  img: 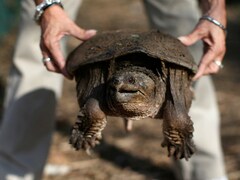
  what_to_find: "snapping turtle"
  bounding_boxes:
[66,30,197,160]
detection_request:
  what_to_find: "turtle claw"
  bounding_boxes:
[69,126,84,150]
[69,126,101,151]
[162,130,195,160]
[69,119,104,151]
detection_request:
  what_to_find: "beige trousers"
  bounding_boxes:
[0,0,227,179]
[0,0,81,179]
[144,0,227,180]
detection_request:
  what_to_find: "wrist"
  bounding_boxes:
[200,0,226,26]
[34,0,63,23]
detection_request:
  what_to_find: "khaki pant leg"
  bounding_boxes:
[143,0,227,180]
[0,0,82,179]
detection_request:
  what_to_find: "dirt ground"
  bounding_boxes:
[0,0,240,180]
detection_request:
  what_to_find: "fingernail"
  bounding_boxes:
[177,36,184,40]
[64,74,73,80]
[178,36,186,42]
[86,29,97,36]
[192,76,197,81]
[192,74,200,81]
[62,68,73,80]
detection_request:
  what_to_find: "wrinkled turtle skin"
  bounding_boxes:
[66,30,197,160]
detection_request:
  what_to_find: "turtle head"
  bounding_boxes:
[107,67,165,119]
[108,71,154,103]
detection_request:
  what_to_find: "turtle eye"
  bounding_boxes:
[128,76,135,84]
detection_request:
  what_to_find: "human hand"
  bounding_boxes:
[40,5,97,79]
[178,7,226,80]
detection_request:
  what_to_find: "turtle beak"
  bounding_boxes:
[108,75,147,103]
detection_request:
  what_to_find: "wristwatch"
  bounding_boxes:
[34,0,63,23]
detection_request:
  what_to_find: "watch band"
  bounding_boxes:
[34,0,63,23]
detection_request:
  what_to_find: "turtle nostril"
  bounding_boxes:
[128,76,135,84]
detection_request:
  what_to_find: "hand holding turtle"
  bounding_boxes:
[39,5,97,79]
[178,0,227,80]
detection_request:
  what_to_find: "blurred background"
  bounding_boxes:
[0,0,239,179]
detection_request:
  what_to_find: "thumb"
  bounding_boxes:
[71,26,97,41]
[82,29,97,40]
[178,30,201,46]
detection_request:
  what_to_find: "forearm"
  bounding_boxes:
[199,0,227,25]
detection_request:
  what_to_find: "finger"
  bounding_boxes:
[41,39,74,79]
[40,40,63,72]
[205,62,220,74]
[193,43,225,80]
[70,26,97,41]
[194,67,215,81]
[193,50,215,80]
[193,53,223,80]
[193,58,225,81]
[41,56,61,74]
[43,35,73,78]
[204,59,223,74]
[178,29,203,46]
[50,47,73,79]
[40,39,51,60]
[44,60,62,73]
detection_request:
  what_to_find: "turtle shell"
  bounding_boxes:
[66,30,197,75]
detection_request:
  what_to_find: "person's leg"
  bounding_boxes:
[0,0,82,179]
[143,0,227,180]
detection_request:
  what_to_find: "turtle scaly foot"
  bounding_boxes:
[161,129,195,160]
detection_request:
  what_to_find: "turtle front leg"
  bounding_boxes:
[161,68,195,160]
[69,98,107,151]
[161,100,195,160]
